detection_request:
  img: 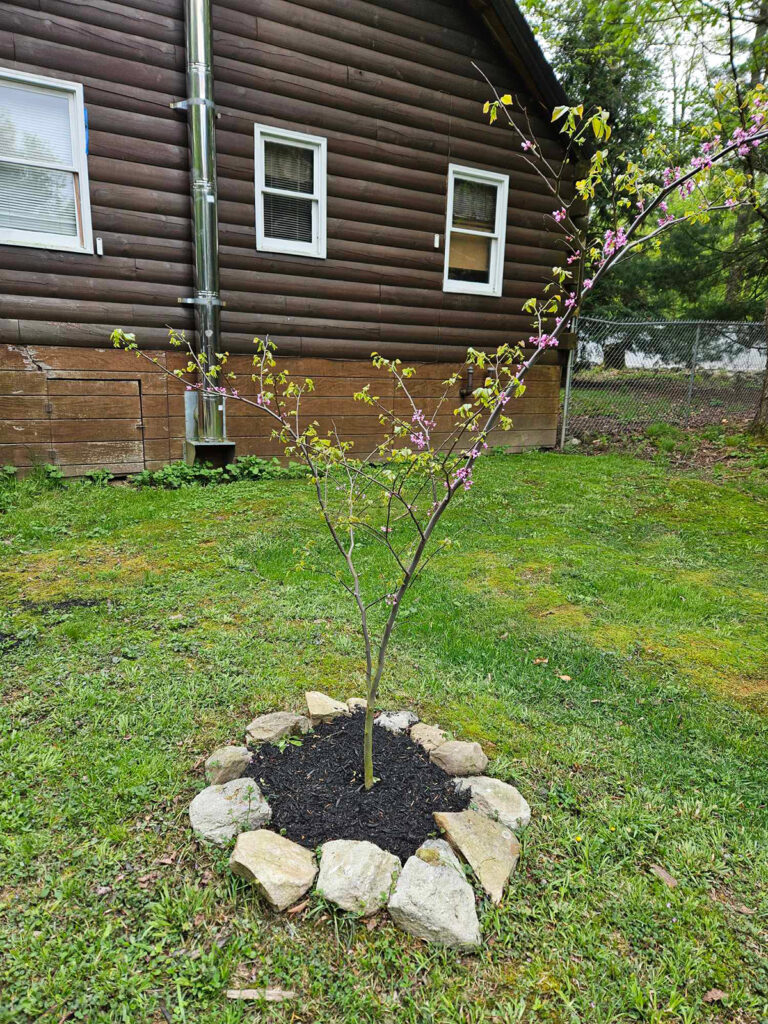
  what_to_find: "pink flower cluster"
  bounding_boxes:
[603,227,627,257]
[530,333,559,349]
[409,408,435,450]
[657,200,675,228]
[448,465,474,491]
[185,382,238,398]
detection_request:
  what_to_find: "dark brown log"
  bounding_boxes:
[38,0,184,45]
[3,7,182,71]
[12,37,184,93]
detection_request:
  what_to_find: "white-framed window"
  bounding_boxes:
[443,164,508,297]
[254,124,327,259]
[0,68,93,254]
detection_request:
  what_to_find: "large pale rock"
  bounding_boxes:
[305,691,350,724]
[230,830,318,911]
[430,740,488,776]
[455,776,531,832]
[316,839,401,915]
[388,839,481,949]
[410,723,448,752]
[189,778,271,846]
[375,710,419,734]
[433,809,520,904]
[205,745,252,785]
[245,712,312,746]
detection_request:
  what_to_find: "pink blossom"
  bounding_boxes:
[530,334,558,349]
[552,208,567,223]
[583,278,593,290]
[603,227,627,257]
[450,465,474,491]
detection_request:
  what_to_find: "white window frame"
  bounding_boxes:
[254,124,327,259]
[442,163,508,297]
[0,67,93,254]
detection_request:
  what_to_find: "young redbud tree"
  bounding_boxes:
[113,80,768,790]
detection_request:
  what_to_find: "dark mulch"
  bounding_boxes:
[244,712,470,861]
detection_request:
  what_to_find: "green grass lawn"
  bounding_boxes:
[2,452,767,1023]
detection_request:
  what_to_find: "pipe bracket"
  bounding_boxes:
[178,295,225,307]
[170,97,217,111]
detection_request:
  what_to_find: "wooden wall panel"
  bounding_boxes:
[1,345,562,473]
[0,0,569,471]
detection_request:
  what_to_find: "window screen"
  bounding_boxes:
[0,74,92,252]
[264,141,313,193]
[452,179,497,232]
[263,142,314,243]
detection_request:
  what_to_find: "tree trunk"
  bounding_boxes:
[363,702,375,789]
[725,208,753,305]
[749,300,768,435]
[603,339,630,369]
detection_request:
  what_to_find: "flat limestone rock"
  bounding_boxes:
[430,740,488,776]
[374,710,419,734]
[410,723,448,752]
[317,839,401,915]
[189,777,271,846]
[245,712,312,746]
[433,809,520,904]
[455,776,531,831]
[347,697,368,711]
[305,691,350,724]
[230,830,318,911]
[388,839,480,949]
[205,745,252,785]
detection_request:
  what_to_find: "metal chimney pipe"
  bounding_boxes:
[180,0,224,442]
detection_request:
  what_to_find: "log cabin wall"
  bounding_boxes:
[0,0,570,474]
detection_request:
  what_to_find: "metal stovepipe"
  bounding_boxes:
[182,0,224,442]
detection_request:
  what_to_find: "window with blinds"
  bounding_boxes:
[254,126,327,258]
[0,70,93,253]
[443,165,509,297]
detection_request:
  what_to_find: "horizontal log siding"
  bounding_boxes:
[0,0,568,470]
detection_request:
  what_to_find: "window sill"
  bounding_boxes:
[0,236,94,255]
[443,278,503,298]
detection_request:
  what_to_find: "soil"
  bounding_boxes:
[244,712,470,861]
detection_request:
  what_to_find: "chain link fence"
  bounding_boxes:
[560,318,767,444]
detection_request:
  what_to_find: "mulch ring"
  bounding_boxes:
[244,711,470,862]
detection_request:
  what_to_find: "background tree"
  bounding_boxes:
[523,0,768,428]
